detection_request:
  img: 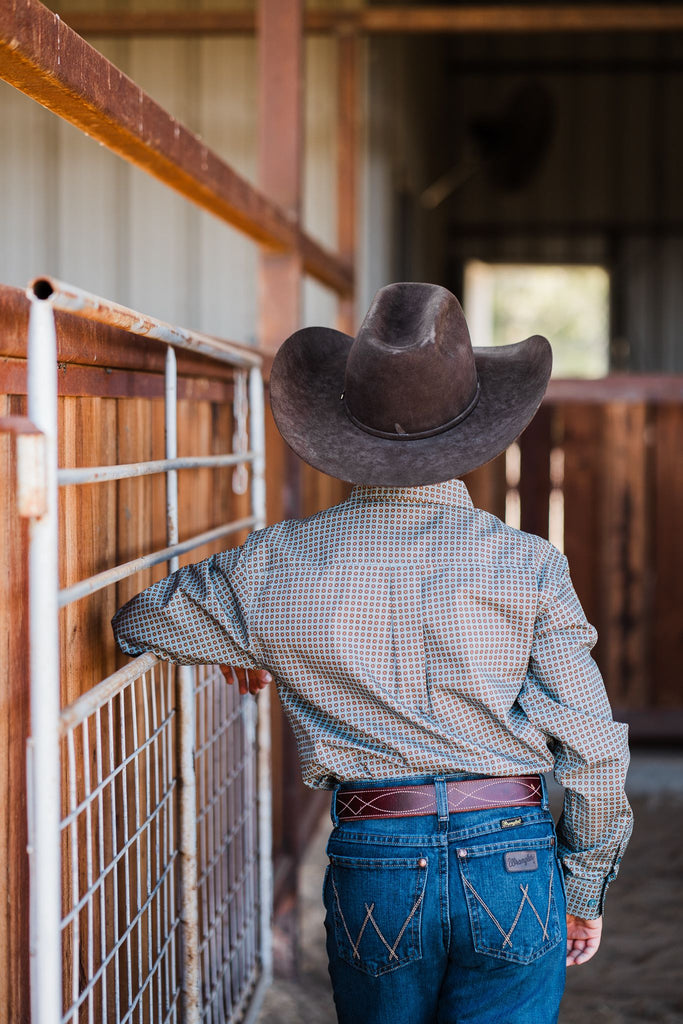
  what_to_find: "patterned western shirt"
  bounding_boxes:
[112,478,632,918]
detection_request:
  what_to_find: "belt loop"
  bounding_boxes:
[539,774,549,811]
[434,777,449,829]
[330,784,340,827]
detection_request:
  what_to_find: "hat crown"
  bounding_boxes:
[344,283,479,438]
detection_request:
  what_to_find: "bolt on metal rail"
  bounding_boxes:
[18,277,271,1024]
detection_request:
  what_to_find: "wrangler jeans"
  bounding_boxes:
[323,775,567,1024]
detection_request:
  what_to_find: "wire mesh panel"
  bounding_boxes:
[195,665,261,1023]
[58,657,180,1024]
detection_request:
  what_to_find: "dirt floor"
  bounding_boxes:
[257,750,683,1024]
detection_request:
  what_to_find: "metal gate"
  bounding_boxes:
[19,277,271,1024]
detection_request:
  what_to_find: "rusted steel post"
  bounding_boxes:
[257,0,304,977]
[257,0,304,357]
[337,31,358,336]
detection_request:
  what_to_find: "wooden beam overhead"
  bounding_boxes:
[59,6,683,37]
[360,5,683,33]
[0,0,352,296]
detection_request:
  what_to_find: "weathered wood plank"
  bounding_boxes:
[651,404,683,708]
[463,452,507,520]
[361,5,683,33]
[0,394,31,1024]
[598,402,649,708]
[544,376,683,403]
[519,405,553,540]
[561,404,604,639]
[59,6,683,36]
[0,1,353,296]
[58,396,119,705]
[0,357,235,402]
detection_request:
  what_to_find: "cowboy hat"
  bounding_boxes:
[269,282,552,487]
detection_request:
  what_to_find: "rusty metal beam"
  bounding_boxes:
[337,34,357,336]
[0,0,352,296]
[59,6,683,36]
[257,0,303,358]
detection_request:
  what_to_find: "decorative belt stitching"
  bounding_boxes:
[336,776,542,821]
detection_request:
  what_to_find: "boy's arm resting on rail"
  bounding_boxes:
[112,541,266,673]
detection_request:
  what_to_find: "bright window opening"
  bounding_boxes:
[463,260,610,549]
[463,260,610,378]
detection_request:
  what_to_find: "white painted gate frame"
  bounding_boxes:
[20,278,272,1024]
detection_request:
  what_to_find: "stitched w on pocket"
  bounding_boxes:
[456,836,562,965]
[328,853,428,976]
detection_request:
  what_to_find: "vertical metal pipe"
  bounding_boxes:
[249,367,272,982]
[165,345,201,1021]
[177,662,201,1021]
[165,347,179,571]
[26,297,62,1024]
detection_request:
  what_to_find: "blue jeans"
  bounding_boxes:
[323,775,567,1024]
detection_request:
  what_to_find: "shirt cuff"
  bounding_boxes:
[564,875,606,919]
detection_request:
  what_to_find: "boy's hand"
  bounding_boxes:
[566,914,602,966]
[219,665,272,696]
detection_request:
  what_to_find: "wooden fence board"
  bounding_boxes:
[519,405,553,539]
[0,393,30,1024]
[651,404,683,707]
[599,402,650,708]
[59,396,119,707]
[562,403,604,641]
[463,452,506,519]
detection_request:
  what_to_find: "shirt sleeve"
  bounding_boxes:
[111,540,264,670]
[518,548,633,920]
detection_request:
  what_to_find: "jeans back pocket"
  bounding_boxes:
[327,853,428,976]
[456,835,563,965]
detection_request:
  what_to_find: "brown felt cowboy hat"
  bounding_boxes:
[269,282,552,487]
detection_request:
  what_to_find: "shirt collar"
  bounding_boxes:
[349,478,474,510]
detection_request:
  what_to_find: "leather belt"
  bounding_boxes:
[336,775,542,822]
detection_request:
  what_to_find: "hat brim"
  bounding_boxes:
[270,326,552,487]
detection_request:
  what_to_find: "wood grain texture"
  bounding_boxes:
[58,6,683,36]
[651,404,683,707]
[562,403,604,639]
[0,394,31,1024]
[519,405,553,540]
[598,402,650,707]
[463,452,506,519]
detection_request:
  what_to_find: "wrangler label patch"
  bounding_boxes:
[504,850,538,873]
[500,816,523,829]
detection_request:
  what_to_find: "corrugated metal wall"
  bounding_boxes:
[0,0,358,343]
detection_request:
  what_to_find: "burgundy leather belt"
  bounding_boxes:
[336,775,542,822]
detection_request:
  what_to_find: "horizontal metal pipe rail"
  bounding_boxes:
[31,276,261,368]
[58,451,257,486]
[21,279,270,1024]
[58,516,258,608]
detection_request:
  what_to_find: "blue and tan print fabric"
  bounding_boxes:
[112,478,632,918]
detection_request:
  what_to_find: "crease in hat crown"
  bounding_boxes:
[343,282,481,439]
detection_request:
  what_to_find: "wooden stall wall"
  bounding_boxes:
[522,380,683,738]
